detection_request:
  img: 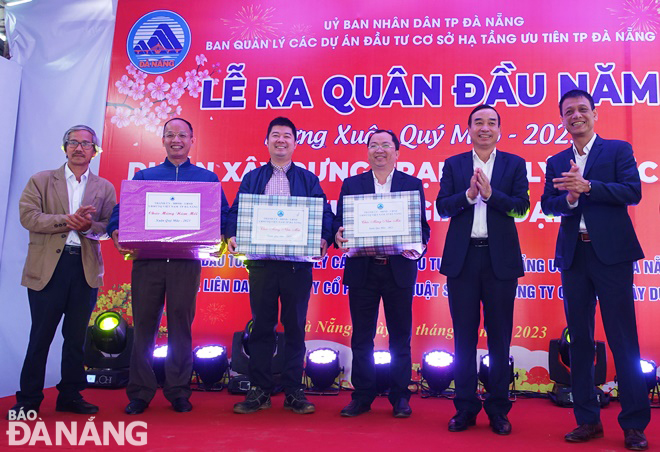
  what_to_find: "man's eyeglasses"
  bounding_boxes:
[368,143,394,151]
[164,132,190,140]
[66,140,95,150]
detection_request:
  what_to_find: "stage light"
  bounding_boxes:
[478,354,514,393]
[420,350,454,394]
[548,327,608,407]
[374,350,391,394]
[91,311,127,354]
[559,327,571,367]
[152,344,168,386]
[84,310,134,388]
[305,348,341,390]
[640,359,658,393]
[229,319,286,394]
[193,345,229,389]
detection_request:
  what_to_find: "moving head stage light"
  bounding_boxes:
[548,327,608,407]
[84,310,134,388]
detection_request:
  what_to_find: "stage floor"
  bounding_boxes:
[1,387,657,450]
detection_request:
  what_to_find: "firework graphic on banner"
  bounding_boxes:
[607,0,660,32]
[221,5,281,40]
[201,302,228,325]
[288,23,313,38]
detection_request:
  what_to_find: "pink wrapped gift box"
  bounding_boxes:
[118,180,222,260]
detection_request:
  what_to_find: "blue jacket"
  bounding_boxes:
[541,136,643,268]
[107,158,229,235]
[436,150,529,280]
[225,161,334,244]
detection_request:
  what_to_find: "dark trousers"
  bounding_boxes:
[447,244,516,417]
[562,241,651,430]
[348,261,413,406]
[17,251,98,406]
[127,259,201,404]
[247,261,312,393]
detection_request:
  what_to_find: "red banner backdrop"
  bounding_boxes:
[99,0,660,391]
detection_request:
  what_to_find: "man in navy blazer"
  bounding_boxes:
[541,89,649,451]
[227,117,334,416]
[334,129,430,418]
[436,105,529,435]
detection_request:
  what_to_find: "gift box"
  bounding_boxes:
[236,193,323,262]
[118,180,222,259]
[342,190,423,257]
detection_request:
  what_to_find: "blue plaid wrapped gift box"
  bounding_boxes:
[236,193,323,262]
[342,190,423,257]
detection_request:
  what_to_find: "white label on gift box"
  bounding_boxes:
[145,192,201,230]
[354,199,409,237]
[251,205,309,245]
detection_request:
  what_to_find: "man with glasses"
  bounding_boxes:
[9,125,116,418]
[333,129,430,418]
[436,105,528,435]
[107,117,229,415]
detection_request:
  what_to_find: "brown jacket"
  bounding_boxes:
[19,164,117,290]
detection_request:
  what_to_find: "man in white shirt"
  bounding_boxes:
[9,125,116,418]
[436,106,529,435]
[542,89,649,451]
[333,129,430,418]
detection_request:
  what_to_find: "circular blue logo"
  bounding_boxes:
[277,210,284,217]
[377,203,384,209]
[126,10,191,75]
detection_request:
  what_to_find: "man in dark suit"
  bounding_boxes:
[541,89,650,451]
[436,105,529,435]
[9,125,116,418]
[333,129,430,418]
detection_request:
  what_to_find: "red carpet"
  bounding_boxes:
[1,388,656,450]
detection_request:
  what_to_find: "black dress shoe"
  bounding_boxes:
[7,402,39,420]
[125,399,149,415]
[448,411,477,432]
[56,398,99,415]
[489,414,512,435]
[392,398,412,418]
[172,397,193,413]
[564,423,604,442]
[340,400,371,417]
[624,429,648,451]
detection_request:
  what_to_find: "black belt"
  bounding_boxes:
[373,257,389,265]
[63,245,82,255]
[470,238,488,247]
[579,233,591,242]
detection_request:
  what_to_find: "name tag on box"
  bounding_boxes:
[343,191,423,257]
[119,180,222,259]
[237,193,322,262]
